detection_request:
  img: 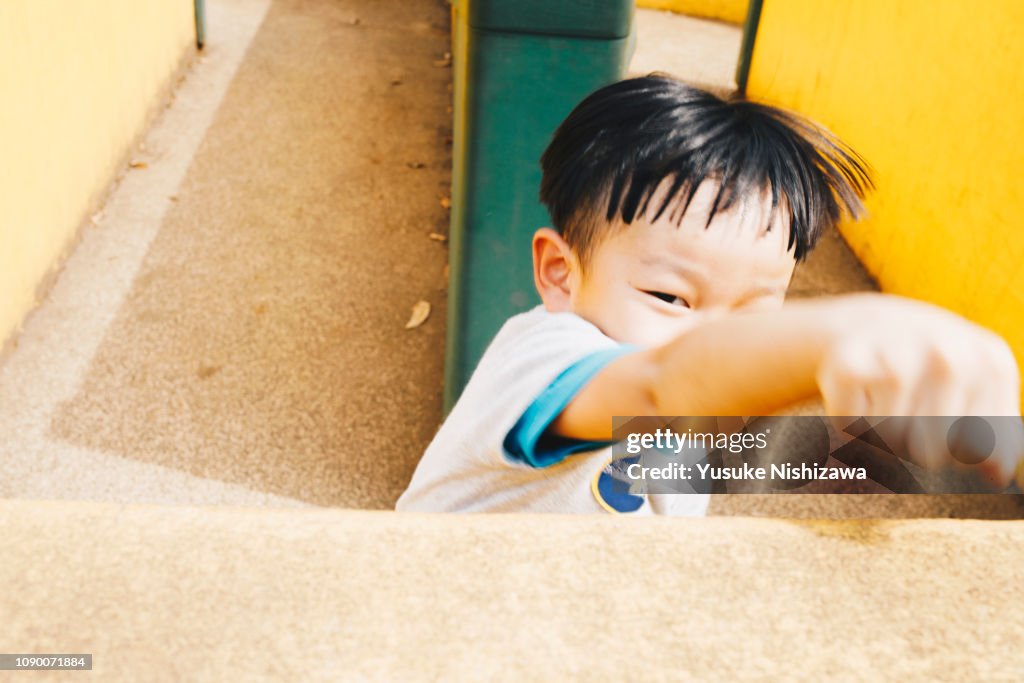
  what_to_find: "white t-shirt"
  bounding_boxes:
[396,305,710,516]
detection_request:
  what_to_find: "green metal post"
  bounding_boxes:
[194,0,206,50]
[735,0,763,94]
[444,0,635,412]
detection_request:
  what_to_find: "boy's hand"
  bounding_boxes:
[816,294,1023,484]
[817,294,1020,417]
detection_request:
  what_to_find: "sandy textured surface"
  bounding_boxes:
[2,499,1023,682]
[0,0,451,509]
[0,0,318,509]
[630,8,744,90]
[49,0,451,508]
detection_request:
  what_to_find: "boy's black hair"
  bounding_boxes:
[539,74,873,264]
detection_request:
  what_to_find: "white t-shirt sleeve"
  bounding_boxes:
[396,306,634,511]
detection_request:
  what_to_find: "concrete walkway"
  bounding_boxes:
[0,0,451,509]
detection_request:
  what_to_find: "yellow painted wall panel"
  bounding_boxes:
[637,0,748,25]
[0,0,194,347]
[747,0,1024,394]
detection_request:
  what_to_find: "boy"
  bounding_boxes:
[397,75,1021,515]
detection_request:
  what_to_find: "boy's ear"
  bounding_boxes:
[532,227,576,312]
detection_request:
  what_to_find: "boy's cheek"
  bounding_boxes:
[750,293,789,312]
[604,308,703,348]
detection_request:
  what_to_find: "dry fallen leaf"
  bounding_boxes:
[439,197,451,209]
[405,301,431,329]
[428,232,447,242]
[129,160,148,169]
[197,364,221,379]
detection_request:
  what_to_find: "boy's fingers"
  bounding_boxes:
[817,373,864,417]
[817,343,884,417]
[946,416,1024,489]
[958,380,1023,486]
[988,418,1024,488]
[908,378,969,469]
[904,417,949,470]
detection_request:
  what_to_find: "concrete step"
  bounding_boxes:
[3,499,1022,681]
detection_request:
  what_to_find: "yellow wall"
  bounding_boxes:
[0,0,195,347]
[747,0,1024,390]
[636,0,749,25]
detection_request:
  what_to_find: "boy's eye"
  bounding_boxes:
[644,290,690,308]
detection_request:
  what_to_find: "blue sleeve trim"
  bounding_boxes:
[502,345,639,469]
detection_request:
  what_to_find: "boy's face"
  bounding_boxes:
[568,181,797,347]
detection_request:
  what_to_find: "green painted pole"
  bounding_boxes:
[194,0,206,49]
[735,0,763,94]
[444,0,635,412]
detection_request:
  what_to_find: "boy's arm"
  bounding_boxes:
[551,293,1022,482]
[551,298,841,437]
